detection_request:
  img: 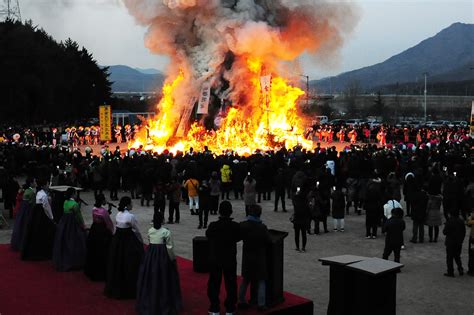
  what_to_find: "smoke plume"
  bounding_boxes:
[123,0,358,121]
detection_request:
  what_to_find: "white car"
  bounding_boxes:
[346,119,364,127]
[425,121,436,128]
[431,120,450,128]
[448,121,468,128]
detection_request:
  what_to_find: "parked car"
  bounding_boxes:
[395,121,411,128]
[448,121,468,128]
[311,115,329,125]
[329,119,346,126]
[409,120,423,128]
[369,120,383,128]
[430,120,450,128]
[424,121,436,128]
[345,119,364,127]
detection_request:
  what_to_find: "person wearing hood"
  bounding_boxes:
[238,205,272,312]
[382,208,405,263]
[206,201,241,315]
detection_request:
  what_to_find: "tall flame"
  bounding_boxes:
[131,59,312,155]
[124,0,358,155]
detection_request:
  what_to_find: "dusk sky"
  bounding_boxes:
[21,0,473,79]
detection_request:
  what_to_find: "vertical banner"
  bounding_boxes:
[260,75,272,92]
[176,97,197,137]
[470,100,474,138]
[197,82,211,115]
[99,105,112,141]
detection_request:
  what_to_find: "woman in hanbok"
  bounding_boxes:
[11,178,36,251]
[21,180,56,261]
[52,188,87,271]
[84,194,115,281]
[136,213,182,315]
[104,196,144,299]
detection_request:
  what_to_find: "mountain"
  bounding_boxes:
[313,23,474,93]
[135,67,161,75]
[107,65,164,92]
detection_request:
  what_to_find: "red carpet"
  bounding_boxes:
[0,244,313,315]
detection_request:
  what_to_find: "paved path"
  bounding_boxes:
[1,191,472,314]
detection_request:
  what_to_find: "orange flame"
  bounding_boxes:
[131,58,312,155]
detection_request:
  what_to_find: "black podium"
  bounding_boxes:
[192,236,210,273]
[264,229,288,307]
[320,256,403,315]
[318,255,367,315]
[347,258,403,315]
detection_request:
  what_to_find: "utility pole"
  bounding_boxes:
[0,0,22,21]
[300,74,309,107]
[423,72,428,122]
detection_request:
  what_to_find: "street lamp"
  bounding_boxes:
[300,74,309,107]
[423,72,428,122]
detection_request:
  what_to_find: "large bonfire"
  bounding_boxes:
[124,0,357,155]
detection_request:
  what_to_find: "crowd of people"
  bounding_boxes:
[0,123,142,146]
[1,124,473,313]
[1,123,470,148]
[306,124,470,146]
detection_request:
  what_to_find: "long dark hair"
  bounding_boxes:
[118,196,132,212]
[65,187,76,199]
[153,212,163,229]
[25,177,35,187]
[94,194,106,208]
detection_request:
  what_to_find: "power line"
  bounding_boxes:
[0,0,22,22]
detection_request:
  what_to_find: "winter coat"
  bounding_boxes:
[331,190,345,219]
[346,178,359,202]
[427,174,443,195]
[383,216,406,246]
[209,178,221,197]
[411,190,428,222]
[442,177,463,212]
[274,172,286,193]
[443,216,466,248]
[292,193,310,228]
[240,218,271,280]
[425,194,443,226]
[364,179,383,222]
[384,200,402,219]
[386,176,401,201]
[403,175,417,202]
[220,165,232,183]
[291,170,308,197]
[243,178,257,206]
[199,184,211,210]
[206,217,241,267]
